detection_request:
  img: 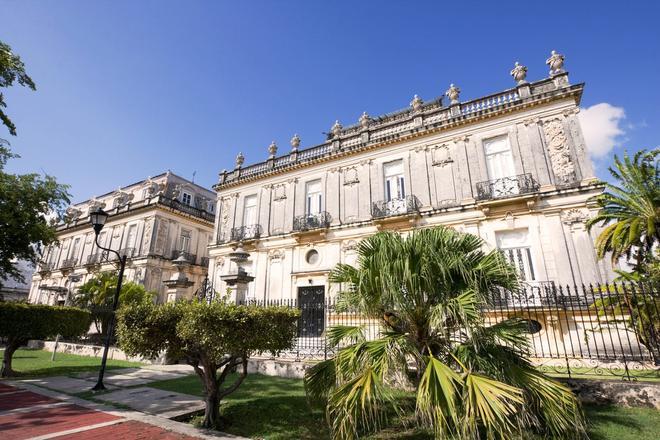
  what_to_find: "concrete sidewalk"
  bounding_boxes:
[1,381,246,439]
[19,365,207,422]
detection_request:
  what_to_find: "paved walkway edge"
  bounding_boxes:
[11,382,248,440]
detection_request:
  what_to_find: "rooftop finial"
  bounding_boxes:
[546,50,565,75]
[331,120,342,137]
[510,61,528,85]
[359,112,370,129]
[445,84,460,105]
[410,94,423,111]
[235,152,245,169]
[268,141,277,159]
[290,133,301,150]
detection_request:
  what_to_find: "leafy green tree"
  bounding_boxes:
[305,227,585,439]
[72,272,156,337]
[1,40,36,136]
[0,141,70,288]
[0,302,91,377]
[586,149,660,268]
[117,300,299,429]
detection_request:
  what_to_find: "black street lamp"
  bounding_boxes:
[88,207,127,391]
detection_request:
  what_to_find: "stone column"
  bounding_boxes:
[220,245,255,303]
[163,255,194,302]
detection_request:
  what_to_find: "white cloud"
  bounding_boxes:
[579,103,625,158]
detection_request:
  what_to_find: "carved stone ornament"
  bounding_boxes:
[88,198,106,214]
[546,50,565,75]
[331,120,343,138]
[359,112,370,129]
[561,208,589,225]
[273,183,287,201]
[510,61,528,85]
[290,134,301,150]
[113,189,134,208]
[445,84,460,105]
[143,178,165,198]
[410,94,423,112]
[543,118,576,183]
[268,249,285,261]
[64,206,82,223]
[432,145,453,166]
[268,141,277,158]
[235,152,245,168]
[343,167,360,186]
[341,240,358,253]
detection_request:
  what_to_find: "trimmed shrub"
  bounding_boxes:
[117,300,299,429]
[0,302,91,377]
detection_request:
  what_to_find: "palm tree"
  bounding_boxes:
[305,227,585,439]
[586,148,660,268]
[73,272,155,339]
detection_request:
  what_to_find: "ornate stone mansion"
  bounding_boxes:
[209,52,616,304]
[29,172,215,305]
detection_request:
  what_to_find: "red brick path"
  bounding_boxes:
[0,382,203,440]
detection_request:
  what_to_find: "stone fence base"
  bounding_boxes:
[27,340,164,364]
[562,378,660,409]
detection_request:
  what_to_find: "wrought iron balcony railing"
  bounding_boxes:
[86,253,105,265]
[60,258,78,269]
[200,257,210,267]
[475,173,539,201]
[106,248,137,261]
[371,195,420,219]
[230,224,262,242]
[171,250,197,265]
[293,212,331,232]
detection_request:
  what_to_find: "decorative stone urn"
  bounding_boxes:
[546,50,565,75]
[290,134,301,151]
[163,254,194,303]
[268,141,277,159]
[235,152,245,169]
[445,84,460,105]
[331,120,342,138]
[359,112,370,129]
[510,62,528,84]
[410,94,423,112]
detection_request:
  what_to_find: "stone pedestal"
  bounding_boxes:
[163,273,194,303]
[220,270,255,303]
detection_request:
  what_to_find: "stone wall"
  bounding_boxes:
[27,340,165,365]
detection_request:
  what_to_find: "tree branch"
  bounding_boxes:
[218,357,248,399]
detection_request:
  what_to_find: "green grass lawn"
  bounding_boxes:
[0,348,142,378]
[149,373,660,440]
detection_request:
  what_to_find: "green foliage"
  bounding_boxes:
[0,40,36,136]
[72,272,155,337]
[0,140,70,288]
[586,149,660,267]
[307,226,585,439]
[117,300,299,429]
[0,302,91,376]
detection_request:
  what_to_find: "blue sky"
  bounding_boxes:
[2,0,659,202]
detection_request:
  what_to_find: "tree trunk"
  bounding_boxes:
[202,387,220,428]
[1,338,22,378]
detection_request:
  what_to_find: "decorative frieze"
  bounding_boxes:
[561,208,590,225]
[543,118,576,184]
[431,144,453,167]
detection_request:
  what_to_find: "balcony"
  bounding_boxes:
[106,248,137,262]
[475,173,539,201]
[171,250,197,265]
[60,258,78,269]
[293,212,331,232]
[158,197,215,223]
[38,262,55,274]
[230,224,262,242]
[200,257,210,267]
[85,253,105,266]
[371,195,420,219]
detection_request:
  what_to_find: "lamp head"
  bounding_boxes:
[89,207,108,234]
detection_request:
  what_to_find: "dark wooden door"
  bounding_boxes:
[297,286,325,337]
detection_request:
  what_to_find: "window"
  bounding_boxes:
[305,249,320,265]
[496,229,536,281]
[182,192,192,206]
[69,238,81,262]
[243,195,257,226]
[306,180,323,215]
[383,160,406,201]
[484,136,515,180]
[125,224,138,249]
[179,229,191,252]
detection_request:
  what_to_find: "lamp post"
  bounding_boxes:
[88,207,127,391]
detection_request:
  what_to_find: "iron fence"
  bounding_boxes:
[475,173,539,201]
[227,282,660,380]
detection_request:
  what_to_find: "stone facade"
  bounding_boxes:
[29,171,215,304]
[207,56,615,303]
